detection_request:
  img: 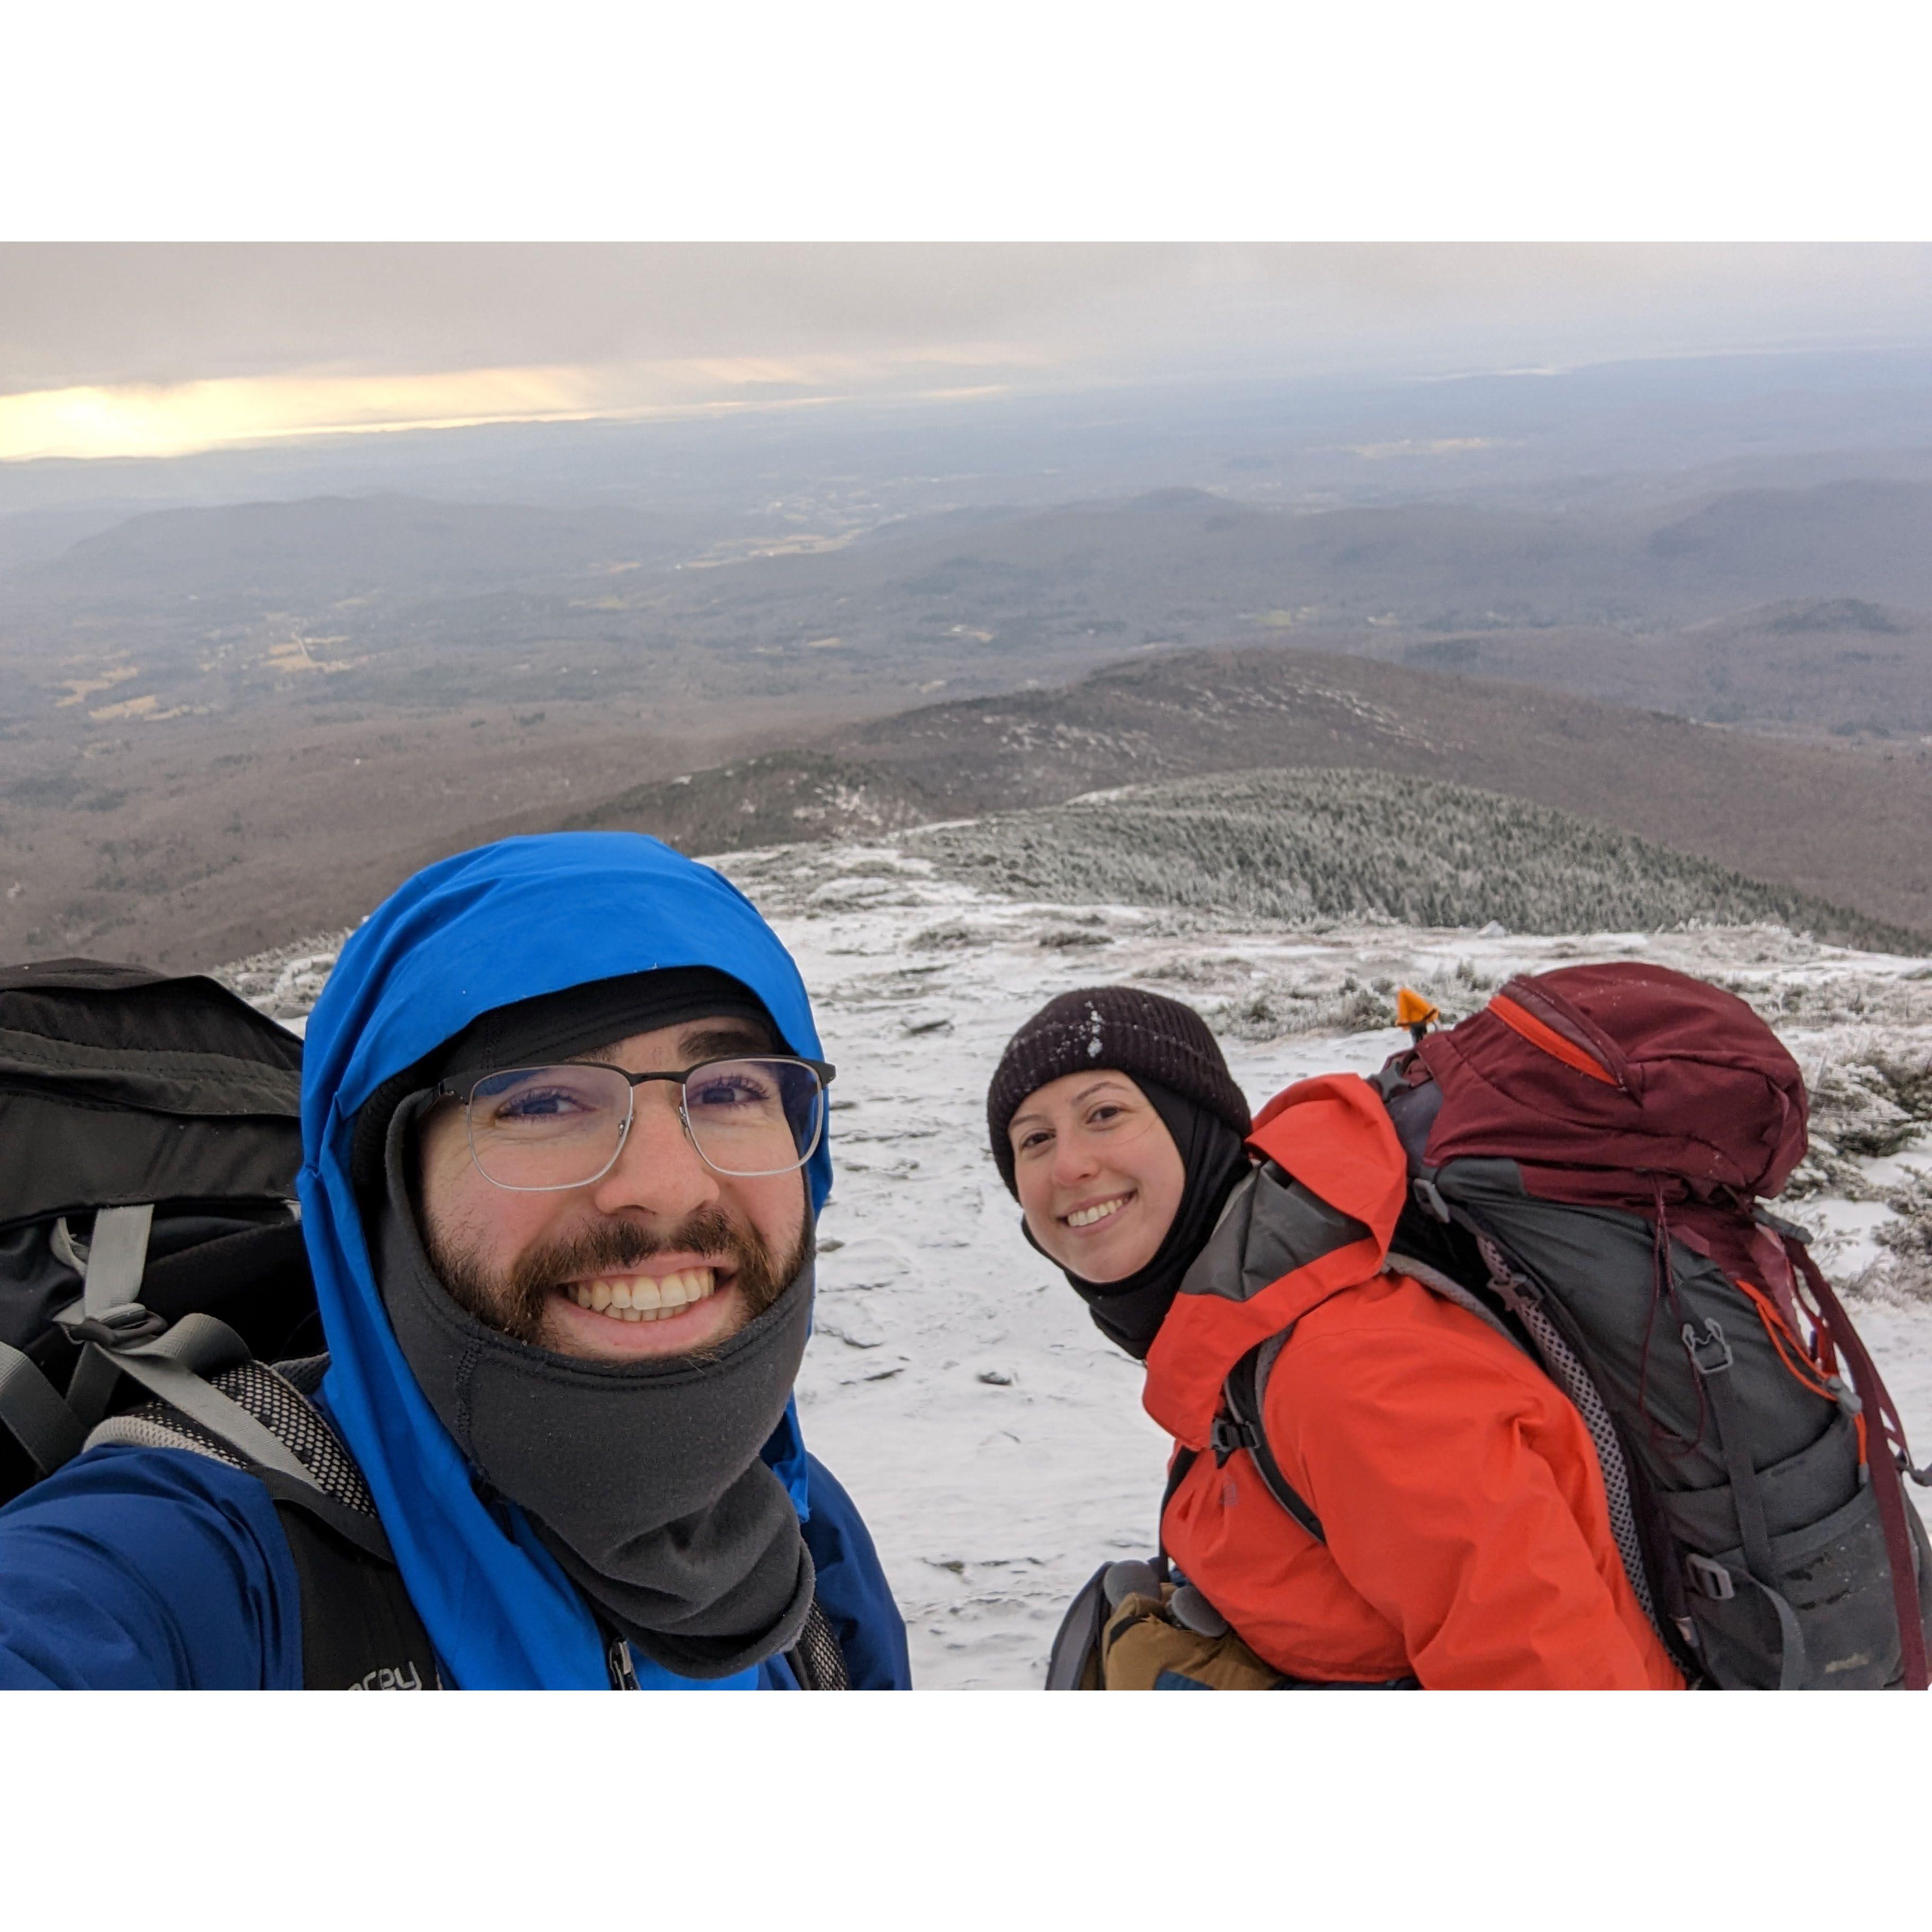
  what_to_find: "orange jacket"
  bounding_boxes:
[1142,1074,1684,1690]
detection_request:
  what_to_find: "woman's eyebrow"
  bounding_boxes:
[1011,1077,1135,1134]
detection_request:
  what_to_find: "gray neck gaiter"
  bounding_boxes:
[375,1096,815,1680]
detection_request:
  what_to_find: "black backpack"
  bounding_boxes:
[0,959,853,1691]
[0,959,438,1688]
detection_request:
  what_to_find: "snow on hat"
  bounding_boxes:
[985,985,1250,1196]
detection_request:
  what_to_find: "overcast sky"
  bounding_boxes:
[4,244,1931,463]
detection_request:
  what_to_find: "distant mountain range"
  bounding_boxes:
[1328,598,1932,738]
[6,479,1930,747]
[8,493,738,603]
[5,477,1929,969]
[832,479,1932,627]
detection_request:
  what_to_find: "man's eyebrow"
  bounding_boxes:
[560,1021,775,1068]
[679,1022,776,1060]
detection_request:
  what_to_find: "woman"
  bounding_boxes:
[988,985,1682,1690]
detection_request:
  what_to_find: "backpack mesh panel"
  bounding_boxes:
[87,1357,377,1518]
[1475,1234,1661,1634]
[788,1599,851,1691]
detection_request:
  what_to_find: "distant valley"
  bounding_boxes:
[2,471,1929,967]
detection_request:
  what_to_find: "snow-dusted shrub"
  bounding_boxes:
[907,922,993,951]
[1720,973,1932,1033]
[1214,978,1394,1040]
[1874,1175,1932,1300]
[215,932,352,1021]
[1202,961,1498,1043]
[1785,1045,1932,1198]
[905,768,1909,949]
[1139,954,1257,989]
[1815,1056,1932,1160]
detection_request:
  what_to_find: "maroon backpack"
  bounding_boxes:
[1374,961,1931,1689]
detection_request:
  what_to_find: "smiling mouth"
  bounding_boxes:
[565,1266,720,1323]
[1062,1192,1134,1229]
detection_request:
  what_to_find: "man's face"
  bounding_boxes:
[415,1015,812,1362]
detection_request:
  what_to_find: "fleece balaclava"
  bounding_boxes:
[988,987,1253,1359]
[364,965,817,1678]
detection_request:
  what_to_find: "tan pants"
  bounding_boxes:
[1099,1588,1287,1692]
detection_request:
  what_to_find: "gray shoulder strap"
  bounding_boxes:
[1251,1325,1294,1409]
[1385,1250,1526,1349]
[0,1343,86,1475]
[83,1314,331,1495]
[80,1204,154,1317]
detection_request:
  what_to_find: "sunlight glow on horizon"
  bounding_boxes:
[0,350,1032,462]
[0,364,614,462]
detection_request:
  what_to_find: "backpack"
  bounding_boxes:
[0,959,852,1692]
[0,958,437,1687]
[1050,961,1931,1691]
[1214,962,1932,1690]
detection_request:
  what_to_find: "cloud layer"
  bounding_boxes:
[4,244,1930,461]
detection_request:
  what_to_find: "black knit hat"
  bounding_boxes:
[986,985,1251,1196]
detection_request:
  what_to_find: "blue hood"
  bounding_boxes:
[298,832,829,1689]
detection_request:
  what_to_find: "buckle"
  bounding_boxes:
[1752,1207,1811,1248]
[1209,1415,1250,1468]
[62,1303,168,1349]
[1681,1318,1734,1378]
[1411,1176,1451,1223]
[1685,1553,1736,1602]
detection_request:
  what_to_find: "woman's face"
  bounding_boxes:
[1008,1070,1186,1282]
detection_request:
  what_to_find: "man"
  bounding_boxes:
[0,832,909,1689]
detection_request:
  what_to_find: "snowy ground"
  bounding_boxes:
[221,838,1932,1689]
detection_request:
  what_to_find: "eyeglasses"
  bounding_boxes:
[437,1056,836,1192]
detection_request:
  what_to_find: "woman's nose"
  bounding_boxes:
[1050,1130,1099,1185]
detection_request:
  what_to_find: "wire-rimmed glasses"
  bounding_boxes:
[436,1055,835,1192]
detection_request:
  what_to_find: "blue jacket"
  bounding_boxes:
[0,1442,906,1689]
[0,833,909,1690]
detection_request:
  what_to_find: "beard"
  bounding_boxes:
[424,1201,811,1357]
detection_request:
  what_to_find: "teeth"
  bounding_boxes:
[1067,1197,1128,1229]
[569,1268,717,1323]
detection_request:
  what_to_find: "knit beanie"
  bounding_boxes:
[986,986,1251,1195]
